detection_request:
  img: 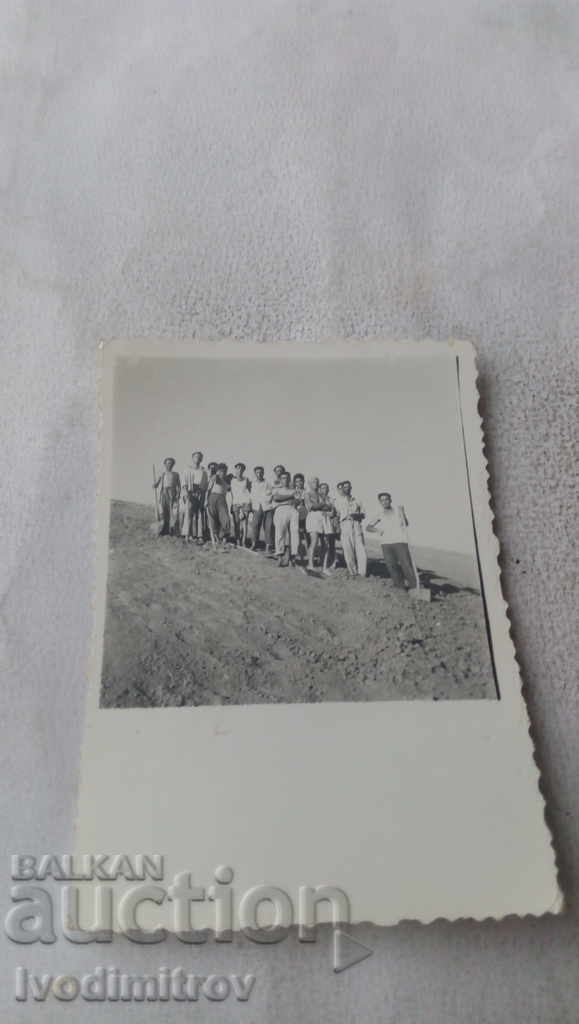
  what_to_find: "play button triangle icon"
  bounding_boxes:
[333,929,373,973]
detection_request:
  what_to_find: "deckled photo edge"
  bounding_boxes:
[72,337,563,930]
[457,346,563,912]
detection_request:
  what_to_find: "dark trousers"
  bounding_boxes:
[381,542,417,589]
[184,494,203,538]
[207,493,230,540]
[160,491,179,535]
[251,508,274,549]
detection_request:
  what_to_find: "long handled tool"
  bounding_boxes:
[152,464,160,520]
[401,507,431,602]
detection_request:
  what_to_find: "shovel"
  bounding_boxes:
[150,463,165,537]
[402,510,431,602]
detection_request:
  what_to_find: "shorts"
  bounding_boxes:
[305,510,325,533]
[232,503,251,519]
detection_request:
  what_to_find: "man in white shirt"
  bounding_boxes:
[272,471,300,567]
[366,492,417,590]
[334,480,367,577]
[181,450,208,542]
[250,466,274,552]
[230,462,252,547]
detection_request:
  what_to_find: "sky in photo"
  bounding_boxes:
[110,351,477,555]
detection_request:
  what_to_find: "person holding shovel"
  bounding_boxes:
[181,450,208,543]
[366,492,418,591]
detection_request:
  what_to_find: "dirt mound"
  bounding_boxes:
[100,501,496,707]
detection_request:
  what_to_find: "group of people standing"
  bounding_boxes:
[153,451,419,590]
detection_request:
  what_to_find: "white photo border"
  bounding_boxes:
[75,340,561,927]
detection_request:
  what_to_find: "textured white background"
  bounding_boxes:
[1,1,577,1021]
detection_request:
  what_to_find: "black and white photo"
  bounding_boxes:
[100,343,497,707]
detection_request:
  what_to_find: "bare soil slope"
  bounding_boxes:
[100,501,496,706]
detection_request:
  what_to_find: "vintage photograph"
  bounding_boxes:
[100,345,497,707]
[76,341,559,931]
